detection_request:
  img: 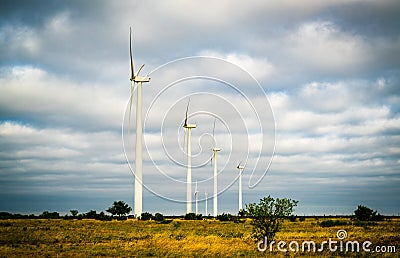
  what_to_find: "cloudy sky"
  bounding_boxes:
[0,0,399,216]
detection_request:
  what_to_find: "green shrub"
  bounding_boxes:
[154,213,164,222]
[246,195,298,241]
[140,212,153,221]
[354,205,384,221]
[217,213,234,222]
[184,213,197,220]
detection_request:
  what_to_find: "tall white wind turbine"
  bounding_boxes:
[237,162,245,212]
[129,28,150,218]
[183,99,196,214]
[211,119,221,217]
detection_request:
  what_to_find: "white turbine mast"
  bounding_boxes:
[129,27,150,218]
[194,181,198,215]
[236,161,245,212]
[183,98,196,214]
[211,119,221,217]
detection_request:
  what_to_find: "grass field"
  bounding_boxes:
[0,218,398,257]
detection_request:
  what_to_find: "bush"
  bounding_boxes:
[184,213,197,220]
[140,212,153,221]
[107,201,132,217]
[246,195,298,241]
[288,215,296,222]
[217,213,234,222]
[154,213,164,222]
[85,210,97,219]
[299,216,306,222]
[354,220,377,227]
[354,205,383,221]
[39,211,60,219]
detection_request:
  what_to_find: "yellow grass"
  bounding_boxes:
[0,218,398,257]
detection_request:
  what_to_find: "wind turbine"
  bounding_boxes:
[194,181,198,215]
[211,119,221,217]
[183,98,196,214]
[129,27,150,218]
[237,162,245,212]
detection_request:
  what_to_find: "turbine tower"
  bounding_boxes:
[211,119,221,217]
[183,99,196,214]
[129,27,150,218]
[237,162,245,212]
[194,181,198,215]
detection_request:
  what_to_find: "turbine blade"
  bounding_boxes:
[128,84,134,129]
[129,27,135,81]
[136,64,145,77]
[184,98,190,127]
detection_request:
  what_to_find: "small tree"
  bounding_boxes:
[354,205,383,221]
[140,212,153,221]
[85,210,97,219]
[246,195,298,241]
[107,201,132,217]
[70,210,78,217]
[154,213,164,222]
[184,213,197,220]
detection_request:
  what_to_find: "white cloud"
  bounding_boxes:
[0,66,125,130]
[198,51,276,82]
[286,21,369,74]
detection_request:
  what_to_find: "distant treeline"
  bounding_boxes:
[1,211,397,221]
[0,211,115,221]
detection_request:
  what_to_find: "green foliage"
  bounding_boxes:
[39,211,60,219]
[106,201,132,217]
[299,216,306,222]
[238,209,247,217]
[70,210,78,217]
[217,213,234,221]
[140,212,153,221]
[183,213,203,220]
[85,210,97,219]
[354,205,383,221]
[319,219,348,227]
[246,195,298,241]
[154,213,164,222]
[354,220,377,227]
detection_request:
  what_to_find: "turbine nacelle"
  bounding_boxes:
[212,147,221,152]
[184,124,197,129]
[132,75,150,82]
